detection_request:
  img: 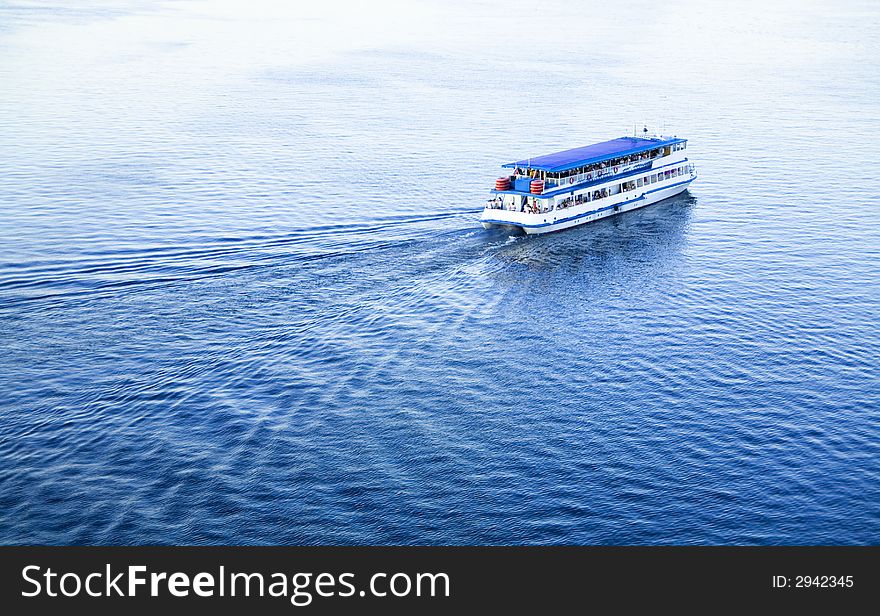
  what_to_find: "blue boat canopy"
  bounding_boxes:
[503,136,686,173]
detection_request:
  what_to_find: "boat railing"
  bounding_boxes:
[543,154,664,189]
[502,151,686,196]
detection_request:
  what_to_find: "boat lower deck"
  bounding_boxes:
[481,176,694,234]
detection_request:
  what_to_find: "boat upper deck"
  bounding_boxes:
[503,136,686,173]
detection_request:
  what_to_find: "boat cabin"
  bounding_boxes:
[497,136,687,191]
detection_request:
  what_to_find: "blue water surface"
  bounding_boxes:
[1,0,879,545]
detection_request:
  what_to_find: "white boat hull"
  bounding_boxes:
[481,176,694,235]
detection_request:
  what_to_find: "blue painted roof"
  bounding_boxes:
[503,136,685,173]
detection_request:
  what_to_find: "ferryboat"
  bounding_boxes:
[481,132,696,234]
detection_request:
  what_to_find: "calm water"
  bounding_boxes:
[1,0,879,545]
